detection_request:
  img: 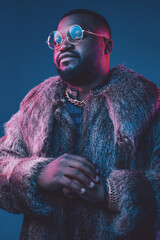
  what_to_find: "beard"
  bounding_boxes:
[55,57,95,86]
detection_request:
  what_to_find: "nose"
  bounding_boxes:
[59,37,74,52]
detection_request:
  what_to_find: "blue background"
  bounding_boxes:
[0,0,160,239]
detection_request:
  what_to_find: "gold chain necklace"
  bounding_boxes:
[65,88,86,107]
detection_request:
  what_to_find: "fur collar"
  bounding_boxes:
[20,66,160,155]
[103,66,160,146]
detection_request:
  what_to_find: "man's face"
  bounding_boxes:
[54,14,110,85]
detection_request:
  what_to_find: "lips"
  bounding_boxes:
[58,53,79,63]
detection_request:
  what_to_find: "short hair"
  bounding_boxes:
[61,9,111,38]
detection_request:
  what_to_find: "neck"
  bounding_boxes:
[66,69,110,101]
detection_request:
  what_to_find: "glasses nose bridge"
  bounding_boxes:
[59,32,73,50]
[61,33,68,44]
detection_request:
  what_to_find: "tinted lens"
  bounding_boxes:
[47,31,63,49]
[67,25,83,44]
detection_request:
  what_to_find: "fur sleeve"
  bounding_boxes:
[107,109,160,239]
[0,111,62,217]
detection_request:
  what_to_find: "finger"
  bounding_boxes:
[63,167,96,189]
[67,159,98,183]
[60,176,86,195]
[64,153,98,174]
[61,153,100,183]
[62,188,78,199]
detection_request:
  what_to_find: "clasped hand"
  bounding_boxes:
[38,153,104,203]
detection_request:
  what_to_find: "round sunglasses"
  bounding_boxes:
[46,24,112,50]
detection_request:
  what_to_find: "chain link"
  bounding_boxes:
[65,89,86,107]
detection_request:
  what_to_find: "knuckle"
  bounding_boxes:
[63,153,68,157]
[55,175,60,184]
[62,153,68,159]
[65,178,72,187]
[60,159,66,167]
[59,156,67,165]
[81,162,86,168]
[73,169,79,176]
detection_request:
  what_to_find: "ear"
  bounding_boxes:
[104,39,113,55]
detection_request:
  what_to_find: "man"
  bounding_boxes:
[0,9,160,240]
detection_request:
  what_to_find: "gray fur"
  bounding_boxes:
[0,65,160,239]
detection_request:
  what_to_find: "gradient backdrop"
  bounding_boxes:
[0,0,160,239]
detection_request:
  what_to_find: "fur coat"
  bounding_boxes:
[0,66,160,240]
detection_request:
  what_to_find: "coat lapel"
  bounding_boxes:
[19,66,160,162]
[105,66,160,150]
